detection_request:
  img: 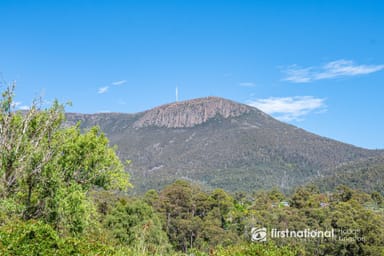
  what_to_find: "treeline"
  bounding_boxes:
[102,181,383,255]
[0,85,383,255]
[2,180,384,255]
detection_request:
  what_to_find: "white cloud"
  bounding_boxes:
[283,66,313,83]
[19,105,30,110]
[12,101,22,108]
[248,96,326,121]
[12,101,30,110]
[239,82,256,87]
[282,59,384,83]
[316,60,384,79]
[112,80,127,86]
[98,86,109,94]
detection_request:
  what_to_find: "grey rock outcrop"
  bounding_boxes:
[133,97,250,128]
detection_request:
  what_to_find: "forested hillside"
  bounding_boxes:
[1,86,383,255]
[312,155,384,194]
[66,97,382,194]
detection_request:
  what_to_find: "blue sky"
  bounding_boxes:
[1,0,383,149]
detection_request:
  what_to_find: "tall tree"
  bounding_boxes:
[0,83,131,235]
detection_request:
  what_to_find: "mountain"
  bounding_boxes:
[312,155,384,194]
[66,97,383,193]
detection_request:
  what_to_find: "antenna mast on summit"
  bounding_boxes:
[176,86,179,102]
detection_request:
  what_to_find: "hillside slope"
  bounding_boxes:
[66,97,382,193]
[311,155,384,194]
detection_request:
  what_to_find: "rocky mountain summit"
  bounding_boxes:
[133,97,251,128]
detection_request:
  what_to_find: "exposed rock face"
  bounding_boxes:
[65,96,383,194]
[133,97,251,128]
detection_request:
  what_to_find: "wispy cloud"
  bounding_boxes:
[19,105,30,110]
[12,101,21,108]
[98,80,126,94]
[282,59,384,83]
[239,82,256,87]
[283,66,313,83]
[112,80,127,86]
[12,101,30,110]
[98,86,109,94]
[248,96,326,121]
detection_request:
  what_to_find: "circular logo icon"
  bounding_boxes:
[251,227,267,242]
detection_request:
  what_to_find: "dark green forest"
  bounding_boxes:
[1,85,383,255]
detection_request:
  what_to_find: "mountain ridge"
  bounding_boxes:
[65,97,383,193]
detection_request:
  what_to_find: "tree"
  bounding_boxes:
[0,83,131,235]
[290,184,319,208]
[155,180,239,252]
[155,180,195,252]
[104,199,171,254]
